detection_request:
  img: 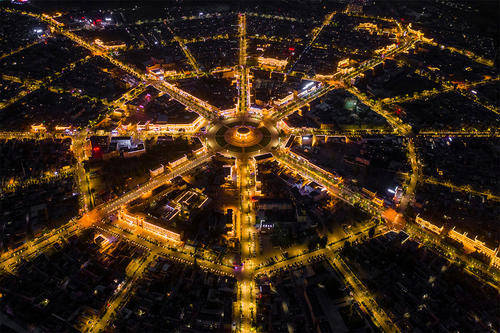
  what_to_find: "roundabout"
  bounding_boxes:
[205,115,280,158]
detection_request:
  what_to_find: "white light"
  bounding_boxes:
[105,17,112,22]
[387,189,395,194]
[302,82,315,90]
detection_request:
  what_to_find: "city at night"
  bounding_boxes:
[0,0,498,332]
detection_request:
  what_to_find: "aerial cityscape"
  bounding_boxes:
[0,0,498,332]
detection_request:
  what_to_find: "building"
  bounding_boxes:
[118,209,182,242]
[150,165,165,178]
[136,116,206,134]
[88,135,110,159]
[109,136,132,151]
[258,57,288,71]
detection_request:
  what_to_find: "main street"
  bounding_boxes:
[5,8,220,122]
[233,160,258,331]
[399,139,420,216]
[173,35,203,75]
[0,55,94,111]
[0,152,214,273]
[286,127,395,137]
[0,165,74,194]
[0,218,82,274]
[254,222,381,276]
[91,151,214,220]
[346,86,412,136]
[71,129,92,211]
[274,150,383,217]
[272,37,419,122]
[236,13,250,115]
[96,222,234,276]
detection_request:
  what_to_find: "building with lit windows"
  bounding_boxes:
[118,209,182,242]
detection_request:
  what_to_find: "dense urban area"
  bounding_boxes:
[0,0,498,332]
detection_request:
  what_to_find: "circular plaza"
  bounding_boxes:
[206,116,279,158]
